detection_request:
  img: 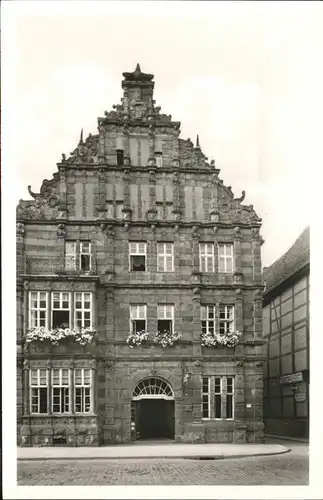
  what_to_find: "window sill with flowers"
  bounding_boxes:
[25,326,96,346]
[201,330,242,348]
[126,330,182,348]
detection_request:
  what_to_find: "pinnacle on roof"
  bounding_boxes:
[122,63,154,82]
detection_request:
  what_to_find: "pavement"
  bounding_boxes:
[17,441,309,485]
[17,440,290,461]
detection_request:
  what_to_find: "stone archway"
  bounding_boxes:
[131,377,175,440]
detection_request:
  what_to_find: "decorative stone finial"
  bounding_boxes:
[196,135,200,148]
[79,128,84,145]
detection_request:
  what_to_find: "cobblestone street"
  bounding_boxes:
[17,441,308,486]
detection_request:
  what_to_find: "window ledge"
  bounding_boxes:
[24,413,97,418]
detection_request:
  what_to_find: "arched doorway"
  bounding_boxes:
[131,377,175,440]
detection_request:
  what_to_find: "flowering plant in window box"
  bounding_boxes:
[153,330,182,348]
[201,330,242,348]
[126,330,149,348]
[25,327,96,346]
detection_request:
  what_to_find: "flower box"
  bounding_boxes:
[25,327,96,347]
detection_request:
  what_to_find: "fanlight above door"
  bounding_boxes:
[132,377,174,400]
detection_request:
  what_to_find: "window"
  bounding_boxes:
[157,243,174,272]
[29,292,48,328]
[129,242,146,271]
[29,291,92,330]
[116,202,124,219]
[201,305,216,335]
[130,305,147,333]
[202,376,235,419]
[202,376,210,418]
[157,304,174,334]
[218,244,234,273]
[30,369,48,414]
[199,243,214,272]
[106,201,114,219]
[156,203,163,220]
[116,149,124,166]
[52,292,71,328]
[75,292,92,329]
[52,369,70,414]
[165,203,173,220]
[64,241,92,272]
[219,305,234,334]
[74,369,92,413]
[80,242,91,272]
[65,241,76,270]
[155,152,163,168]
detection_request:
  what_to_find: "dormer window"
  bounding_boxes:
[116,149,124,166]
[155,152,163,168]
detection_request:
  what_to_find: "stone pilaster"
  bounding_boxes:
[106,289,115,342]
[234,361,246,439]
[192,287,202,356]
[252,228,262,284]
[123,125,131,166]
[213,228,219,275]
[98,168,106,215]
[56,223,66,271]
[192,226,200,274]
[58,166,67,210]
[148,125,155,166]
[235,288,244,334]
[253,288,263,341]
[233,226,243,285]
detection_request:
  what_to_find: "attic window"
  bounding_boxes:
[116,149,124,166]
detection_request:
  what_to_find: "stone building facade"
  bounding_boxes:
[17,65,265,446]
[263,227,310,438]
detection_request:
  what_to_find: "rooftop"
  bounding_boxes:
[263,226,310,297]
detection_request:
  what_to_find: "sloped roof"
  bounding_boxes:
[263,226,310,297]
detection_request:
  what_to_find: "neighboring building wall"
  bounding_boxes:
[263,271,309,438]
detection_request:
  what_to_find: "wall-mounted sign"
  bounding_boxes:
[294,392,306,403]
[280,372,303,385]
